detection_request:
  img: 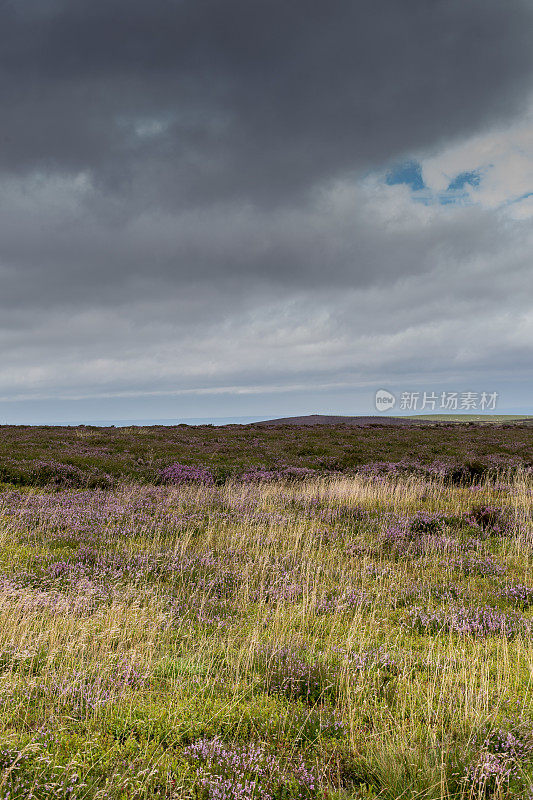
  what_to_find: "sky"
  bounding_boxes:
[1,0,532,424]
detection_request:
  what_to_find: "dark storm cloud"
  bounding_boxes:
[0,176,513,313]
[1,0,532,414]
[1,0,532,208]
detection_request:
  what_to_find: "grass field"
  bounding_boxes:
[0,423,531,488]
[408,416,533,424]
[0,467,532,799]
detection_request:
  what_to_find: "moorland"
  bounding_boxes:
[0,421,531,489]
[0,421,531,799]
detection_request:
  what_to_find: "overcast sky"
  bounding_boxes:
[1,0,532,423]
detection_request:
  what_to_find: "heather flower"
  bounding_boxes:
[466,725,533,795]
[29,460,112,489]
[380,514,459,557]
[449,554,506,576]
[159,462,214,485]
[184,738,319,800]
[500,584,533,609]
[314,587,369,615]
[470,504,514,536]
[260,580,303,604]
[365,564,391,578]
[407,604,530,638]
[393,582,462,608]
[258,646,334,704]
[346,645,397,674]
[240,466,318,483]
[408,512,446,535]
[0,747,26,773]
[43,661,147,714]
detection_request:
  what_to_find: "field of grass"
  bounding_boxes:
[0,467,532,799]
[408,416,533,424]
[0,423,531,488]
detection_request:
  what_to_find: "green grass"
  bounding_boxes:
[0,471,531,797]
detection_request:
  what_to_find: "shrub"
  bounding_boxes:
[159,463,214,485]
[407,604,530,638]
[470,504,513,536]
[465,724,533,796]
[184,737,320,800]
[30,460,112,489]
[499,584,533,609]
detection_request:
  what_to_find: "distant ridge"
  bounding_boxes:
[252,414,414,426]
[252,413,533,427]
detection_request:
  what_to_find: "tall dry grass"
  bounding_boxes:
[0,471,530,798]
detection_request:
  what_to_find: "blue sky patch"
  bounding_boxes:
[447,169,482,191]
[384,162,486,206]
[385,160,425,191]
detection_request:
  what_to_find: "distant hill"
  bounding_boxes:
[253,414,415,426]
[409,414,533,423]
[252,413,533,427]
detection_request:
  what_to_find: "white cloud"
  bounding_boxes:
[420,104,533,215]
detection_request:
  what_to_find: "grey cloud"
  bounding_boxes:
[0,197,531,402]
[0,172,521,315]
[0,0,532,208]
[0,0,532,415]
